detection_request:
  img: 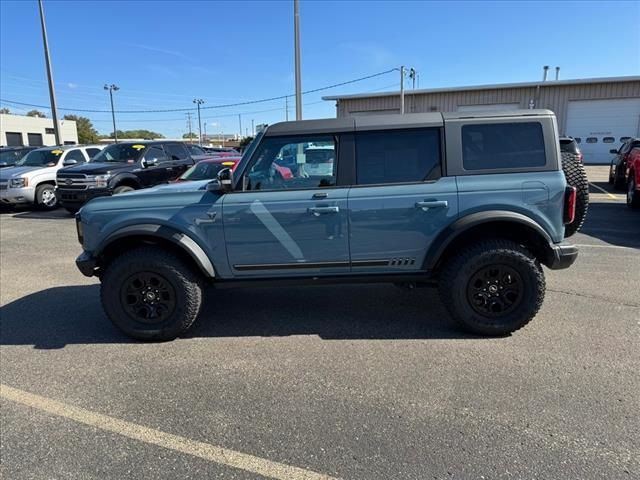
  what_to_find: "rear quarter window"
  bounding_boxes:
[462,122,546,170]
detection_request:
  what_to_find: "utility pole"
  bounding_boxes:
[293,0,302,120]
[399,66,405,114]
[409,68,417,89]
[203,122,207,145]
[186,113,193,144]
[238,114,242,139]
[193,99,204,145]
[38,0,61,145]
[285,96,289,121]
[104,84,119,142]
[251,119,255,135]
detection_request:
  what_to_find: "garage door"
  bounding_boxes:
[457,103,520,112]
[566,98,640,164]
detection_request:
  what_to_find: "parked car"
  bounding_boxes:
[56,141,197,213]
[558,137,588,237]
[609,137,640,190]
[625,146,640,208]
[175,156,293,183]
[0,145,103,210]
[0,146,37,168]
[202,146,240,156]
[75,110,578,341]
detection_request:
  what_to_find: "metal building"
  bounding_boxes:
[323,75,640,163]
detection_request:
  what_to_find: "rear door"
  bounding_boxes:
[164,142,194,178]
[348,126,458,272]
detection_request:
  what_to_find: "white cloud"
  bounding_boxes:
[67,83,78,89]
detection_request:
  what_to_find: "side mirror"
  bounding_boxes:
[143,158,158,168]
[63,159,78,166]
[216,167,233,192]
[609,149,618,154]
[206,179,223,192]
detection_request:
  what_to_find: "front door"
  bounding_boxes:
[223,134,349,277]
[348,127,458,272]
[137,145,171,187]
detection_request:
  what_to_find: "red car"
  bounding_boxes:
[176,156,293,182]
[626,147,640,208]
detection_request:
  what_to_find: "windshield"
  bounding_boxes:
[91,144,146,163]
[0,150,21,164]
[180,160,237,181]
[15,149,64,167]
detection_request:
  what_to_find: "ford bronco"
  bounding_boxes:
[75,110,579,340]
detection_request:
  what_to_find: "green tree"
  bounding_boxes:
[0,107,10,114]
[182,132,198,139]
[63,115,99,144]
[26,109,47,118]
[109,129,164,139]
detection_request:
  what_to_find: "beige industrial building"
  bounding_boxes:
[323,75,640,163]
[0,113,78,147]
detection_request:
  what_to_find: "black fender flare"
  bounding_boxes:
[423,210,554,270]
[96,224,215,277]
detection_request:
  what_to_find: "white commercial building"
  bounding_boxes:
[0,113,78,147]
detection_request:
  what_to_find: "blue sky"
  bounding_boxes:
[1,0,638,138]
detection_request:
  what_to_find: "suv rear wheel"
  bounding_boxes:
[100,246,204,341]
[439,239,545,336]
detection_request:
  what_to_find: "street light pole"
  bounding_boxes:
[238,114,242,139]
[193,99,204,145]
[293,0,302,120]
[399,66,405,114]
[38,0,61,145]
[104,84,119,143]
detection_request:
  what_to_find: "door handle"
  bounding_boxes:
[415,200,448,211]
[308,206,339,216]
[312,192,328,199]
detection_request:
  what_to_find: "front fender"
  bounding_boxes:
[96,224,215,277]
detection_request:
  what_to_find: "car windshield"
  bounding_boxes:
[91,144,146,163]
[0,150,20,163]
[180,160,237,181]
[15,149,64,167]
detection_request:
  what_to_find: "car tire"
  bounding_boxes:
[608,163,615,185]
[35,184,58,210]
[439,239,545,336]
[100,246,204,341]
[113,185,135,195]
[613,163,626,190]
[627,176,640,209]
[561,153,589,238]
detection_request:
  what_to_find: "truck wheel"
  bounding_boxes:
[561,153,589,238]
[35,184,58,210]
[100,247,204,341]
[439,239,545,336]
[627,176,640,209]
[613,164,626,190]
[113,185,135,195]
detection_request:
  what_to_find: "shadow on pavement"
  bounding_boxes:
[0,284,473,348]
[6,208,73,220]
[579,200,640,249]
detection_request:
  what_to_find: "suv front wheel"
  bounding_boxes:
[100,246,204,341]
[439,239,545,336]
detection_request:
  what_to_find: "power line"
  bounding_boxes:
[0,69,396,114]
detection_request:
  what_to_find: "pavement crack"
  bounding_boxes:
[548,288,640,308]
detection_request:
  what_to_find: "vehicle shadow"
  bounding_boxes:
[578,199,640,249]
[0,284,475,348]
[0,206,72,220]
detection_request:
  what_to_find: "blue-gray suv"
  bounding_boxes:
[75,110,579,340]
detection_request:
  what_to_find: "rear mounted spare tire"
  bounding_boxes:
[561,152,589,238]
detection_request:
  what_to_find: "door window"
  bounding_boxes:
[164,143,189,160]
[244,135,337,191]
[355,128,441,184]
[65,149,87,163]
[143,146,169,164]
[86,148,101,158]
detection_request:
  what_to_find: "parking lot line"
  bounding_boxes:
[589,182,620,200]
[1,384,338,480]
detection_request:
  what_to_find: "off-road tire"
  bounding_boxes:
[113,185,135,195]
[561,153,589,238]
[627,176,640,209]
[439,239,545,336]
[35,183,58,210]
[101,247,204,341]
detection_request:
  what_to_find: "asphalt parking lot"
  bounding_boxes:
[1,166,638,479]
